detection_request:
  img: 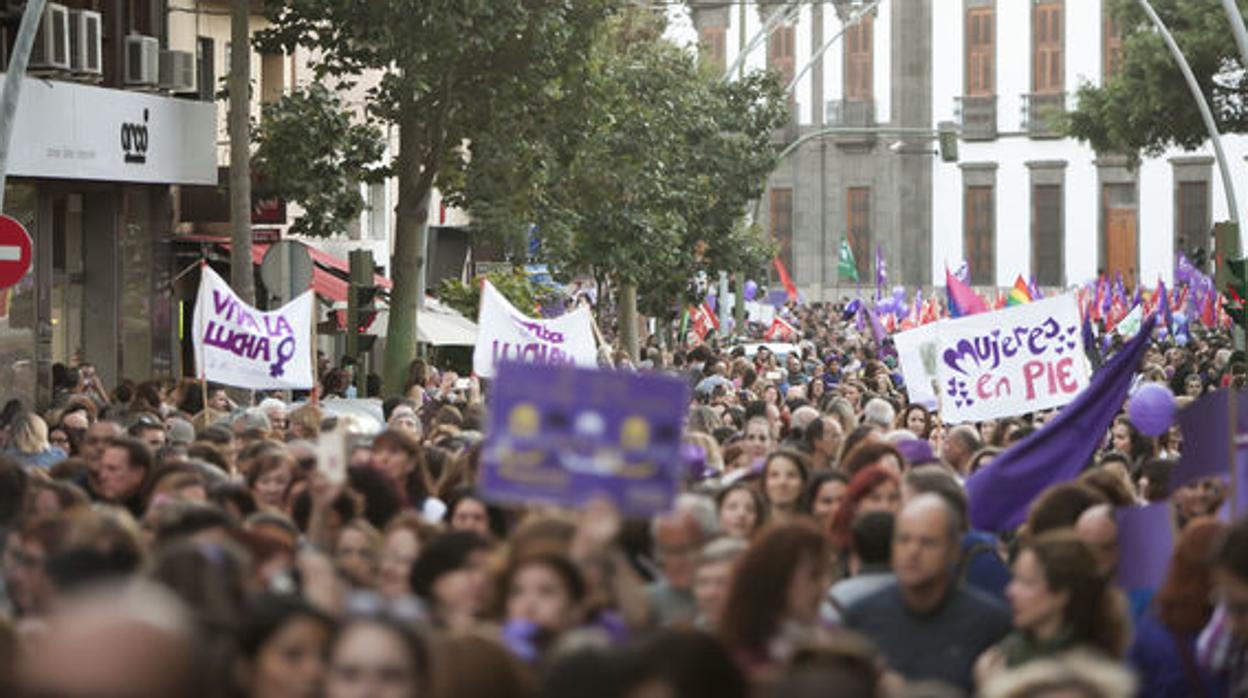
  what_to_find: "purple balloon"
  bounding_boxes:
[1128,382,1176,437]
[744,280,758,301]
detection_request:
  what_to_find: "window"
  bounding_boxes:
[1033,184,1063,286]
[1033,1,1063,94]
[966,6,994,96]
[699,26,726,75]
[847,187,871,281]
[770,188,794,276]
[767,25,796,88]
[261,53,286,104]
[1176,180,1210,260]
[1103,4,1123,80]
[845,15,873,100]
[965,185,995,285]
[197,37,215,103]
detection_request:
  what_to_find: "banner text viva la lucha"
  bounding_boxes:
[894,294,1089,424]
[473,280,598,379]
[192,265,315,390]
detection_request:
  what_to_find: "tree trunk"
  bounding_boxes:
[228,0,254,305]
[619,283,639,362]
[734,271,746,337]
[382,108,435,396]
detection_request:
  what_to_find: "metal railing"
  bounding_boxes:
[1021,92,1067,138]
[825,99,876,128]
[955,95,997,140]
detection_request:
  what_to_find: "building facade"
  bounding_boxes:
[0,1,216,407]
[692,0,1248,299]
[932,0,1247,291]
[688,0,932,297]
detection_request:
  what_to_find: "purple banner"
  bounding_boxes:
[1116,503,1174,592]
[480,362,689,516]
[1173,390,1248,493]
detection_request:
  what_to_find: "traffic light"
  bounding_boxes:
[1214,222,1248,326]
[346,250,379,393]
[937,121,958,163]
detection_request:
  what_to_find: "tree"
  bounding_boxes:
[1067,0,1248,159]
[252,84,387,239]
[257,0,615,396]
[229,0,255,305]
[454,10,787,358]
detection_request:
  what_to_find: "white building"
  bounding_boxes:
[932,0,1247,290]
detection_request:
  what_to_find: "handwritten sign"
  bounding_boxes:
[473,280,598,379]
[192,265,314,390]
[480,362,689,516]
[894,294,1089,423]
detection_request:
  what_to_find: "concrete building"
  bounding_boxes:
[687,0,932,298]
[0,0,216,406]
[689,0,1248,299]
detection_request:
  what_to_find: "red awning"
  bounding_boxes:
[217,241,353,303]
[304,244,393,290]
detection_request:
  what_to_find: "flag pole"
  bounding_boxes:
[197,261,210,416]
[310,296,319,407]
[1230,388,1239,519]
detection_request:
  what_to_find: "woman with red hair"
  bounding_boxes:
[1129,517,1228,697]
[827,465,901,551]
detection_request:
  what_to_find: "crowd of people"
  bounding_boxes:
[0,301,1247,698]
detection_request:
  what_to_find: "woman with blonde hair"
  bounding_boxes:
[6,412,66,469]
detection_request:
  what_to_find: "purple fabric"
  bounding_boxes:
[895,438,938,467]
[1116,503,1174,591]
[965,314,1155,532]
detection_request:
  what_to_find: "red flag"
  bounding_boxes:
[1201,293,1216,327]
[764,317,797,342]
[773,257,798,302]
[689,303,719,341]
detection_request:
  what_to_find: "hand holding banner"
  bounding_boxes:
[192,266,314,390]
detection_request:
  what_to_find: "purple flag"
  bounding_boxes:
[965,314,1156,532]
[1172,389,1248,493]
[1116,503,1175,592]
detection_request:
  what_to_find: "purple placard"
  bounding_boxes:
[1174,390,1248,493]
[480,361,690,516]
[1115,503,1174,592]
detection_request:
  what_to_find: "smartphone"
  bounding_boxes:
[317,428,348,486]
[765,370,783,381]
[454,378,472,391]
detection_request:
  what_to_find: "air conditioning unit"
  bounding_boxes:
[68,9,101,77]
[159,49,195,93]
[29,3,70,73]
[124,34,159,87]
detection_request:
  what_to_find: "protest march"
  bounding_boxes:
[5,252,1248,698]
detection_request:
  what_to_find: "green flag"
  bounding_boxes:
[839,239,859,283]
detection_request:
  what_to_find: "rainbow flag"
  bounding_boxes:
[946,267,988,318]
[1005,275,1033,306]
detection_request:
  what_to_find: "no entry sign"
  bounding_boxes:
[0,215,31,290]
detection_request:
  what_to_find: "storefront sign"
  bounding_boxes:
[192,266,314,390]
[6,77,216,185]
[894,294,1090,423]
[473,280,597,378]
[480,362,688,516]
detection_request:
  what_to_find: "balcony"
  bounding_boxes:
[825,99,876,128]
[1021,92,1067,139]
[955,95,997,140]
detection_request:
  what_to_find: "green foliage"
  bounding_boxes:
[256,0,618,394]
[456,9,788,320]
[1067,0,1248,159]
[437,269,543,319]
[252,84,387,238]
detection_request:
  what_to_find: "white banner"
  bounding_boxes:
[193,266,315,390]
[473,280,598,378]
[893,294,1090,424]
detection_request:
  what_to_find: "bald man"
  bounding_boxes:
[843,494,1010,692]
